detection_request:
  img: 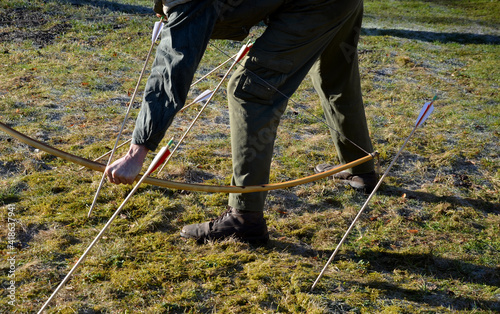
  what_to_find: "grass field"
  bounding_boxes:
[1,0,499,313]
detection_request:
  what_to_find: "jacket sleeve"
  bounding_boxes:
[133,0,219,151]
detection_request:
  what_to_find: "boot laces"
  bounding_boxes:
[211,207,233,224]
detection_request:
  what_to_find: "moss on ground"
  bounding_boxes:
[0,0,499,313]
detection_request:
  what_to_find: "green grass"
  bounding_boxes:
[1,0,499,313]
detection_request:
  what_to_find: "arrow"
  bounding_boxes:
[156,41,253,175]
[77,139,132,171]
[179,89,214,113]
[234,42,253,63]
[180,43,253,113]
[415,95,436,128]
[149,138,174,173]
[38,144,171,313]
[151,20,164,43]
[87,17,164,218]
[190,53,237,87]
[0,121,375,193]
[311,97,436,290]
[189,43,252,88]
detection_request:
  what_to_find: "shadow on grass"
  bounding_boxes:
[355,250,500,287]
[305,250,500,311]
[270,236,500,311]
[362,27,500,45]
[51,0,151,14]
[272,241,499,285]
[279,243,499,286]
[274,233,499,279]
[380,185,500,215]
[337,278,500,311]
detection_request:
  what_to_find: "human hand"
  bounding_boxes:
[105,144,149,185]
[154,0,168,19]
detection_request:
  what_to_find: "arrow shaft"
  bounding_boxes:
[87,18,163,218]
[190,53,237,87]
[179,90,213,113]
[78,139,132,171]
[38,147,167,313]
[156,42,252,175]
[311,112,427,290]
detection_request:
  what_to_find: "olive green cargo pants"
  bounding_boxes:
[226,0,373,211]
[133,0,374,212]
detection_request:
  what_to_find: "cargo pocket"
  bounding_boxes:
[234,48,293,105]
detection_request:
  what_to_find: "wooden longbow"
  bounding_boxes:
[0,121,376,193]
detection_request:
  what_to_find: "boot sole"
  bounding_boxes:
[180,231,269,245]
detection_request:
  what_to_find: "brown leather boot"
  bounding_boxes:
[180,207,269,244]
[315,163,378,194]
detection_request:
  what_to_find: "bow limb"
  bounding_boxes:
[0,121,376,193]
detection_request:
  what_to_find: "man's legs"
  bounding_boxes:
[228,0,367,212]
[308,1,377,193]
[309,3,373,174]
[181,0,366,242]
